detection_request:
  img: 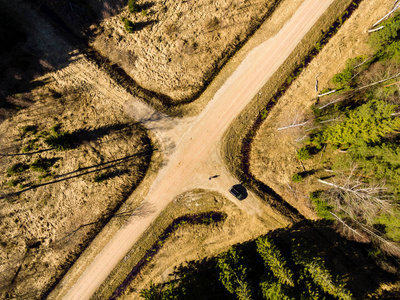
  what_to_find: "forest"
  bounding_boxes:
[139,221,397,300]
[299,12,400,254]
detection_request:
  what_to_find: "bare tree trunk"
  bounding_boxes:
[368,25,385,33]
[318,98,342,109]
[318,89,338,97]
[355,72,400,91]
[371,4,400,28]
[330,212,365,239]
[277,120,309,131]
[354,56,372,69]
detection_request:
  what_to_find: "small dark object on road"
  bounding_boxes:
[209,175,220,180]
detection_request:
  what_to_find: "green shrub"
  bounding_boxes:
[38,173,54,181]
[309,192,334,220]
[50,123,61,135]
[124,19,135,33]
[19,125,37,135]
[22,138,39,153]
[256,236,294,287]
[369,13,400,51]
[291,173,303,183]
[141,9,147,16]
[324,100,400,147]
[7,179,18,187]
[375,210,400,242]
[94,173,108,183]
[128,0,139,13]
[332,66,353,89]
[260,109,268,120]
[7,162,27,176]
[30,158,53,173]
[297,147,311,161]
[45,131,74,151]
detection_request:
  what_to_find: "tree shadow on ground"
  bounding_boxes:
[127,20,159,33]
[167,220,400,300]
[0,9,52,123]
[0,149,153,200]
[44,123,135,151]
[269,220,400,299]
[67,123,132,147]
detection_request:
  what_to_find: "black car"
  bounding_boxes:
[229,184,247,200]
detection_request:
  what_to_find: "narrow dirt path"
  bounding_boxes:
[61,0,335,299]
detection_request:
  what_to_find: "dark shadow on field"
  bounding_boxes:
[0,9,50,123]
[131,20,158,32]
[60,123,131,148]
[139,2,155,11]
[0,149,153,200]
[0,0,144,124]
[44,123,141,151]
[169,257,236,300]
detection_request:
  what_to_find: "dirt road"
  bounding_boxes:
[63,0,335,298]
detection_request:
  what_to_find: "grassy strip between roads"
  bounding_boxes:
[91,190,227,299]
[222,0,362,221]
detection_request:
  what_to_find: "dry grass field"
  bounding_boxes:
[88,0,282,103]
[250,0,393,218]
[0,2,154,295]
[0,73,152,298]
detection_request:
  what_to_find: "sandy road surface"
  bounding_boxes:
[63,0,335,298]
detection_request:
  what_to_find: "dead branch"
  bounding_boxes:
[354,56,373,69]
[320,117,340,123]
[384,80,400,87]
[277,120,309,131]
[355,72,400,91]
[284,178,298,199]
[341,208,400,255]
[330,212,365,239]
[368,25,385,33]
[295,135,308,142]
[371,3,400,28]
[318,145,326,163]
[318,178,393,216]
[294,148,306,171]
[305,126,320,132]
[318,89,338,97]
[318,98,342,109]
[315,73,321,92]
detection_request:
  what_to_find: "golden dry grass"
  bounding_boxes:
[0,72,152,299]
[90,0,281,103]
